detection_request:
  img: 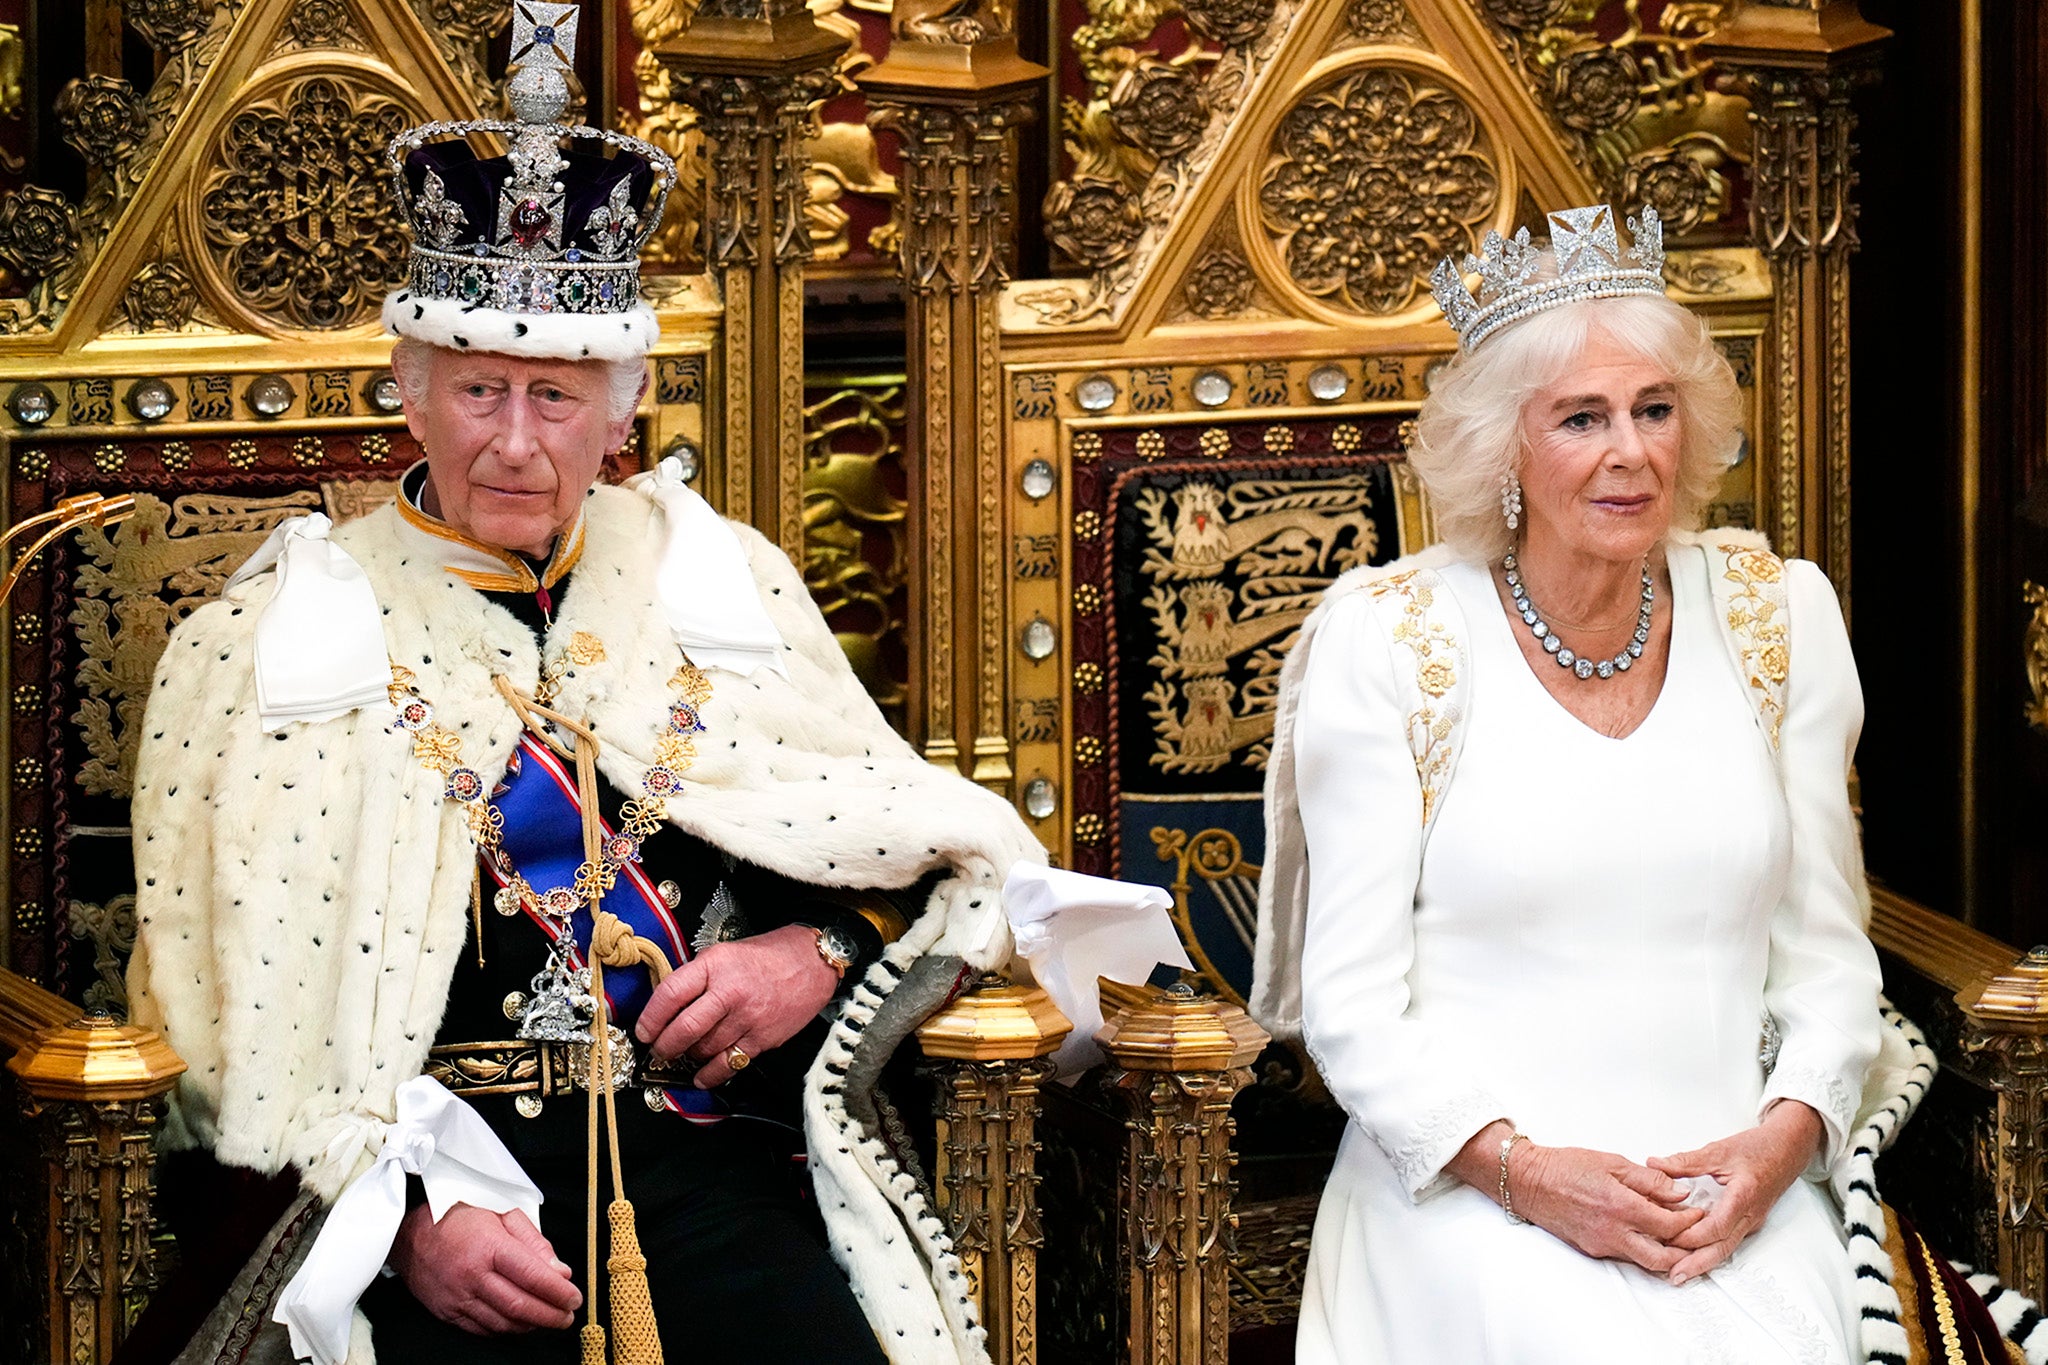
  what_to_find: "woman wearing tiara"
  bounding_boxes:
[1251,205,1882,1363]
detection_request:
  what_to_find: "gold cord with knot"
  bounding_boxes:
[493,674,666,1364]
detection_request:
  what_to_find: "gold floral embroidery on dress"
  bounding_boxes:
[1720,545,1789,750]
[1366,569,1461,827]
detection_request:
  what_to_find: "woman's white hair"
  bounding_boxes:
[387,336,647,425]
[1406,283,1743,563]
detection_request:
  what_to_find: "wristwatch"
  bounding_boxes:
[806,923,859,979]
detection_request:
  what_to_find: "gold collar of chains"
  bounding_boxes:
[385,638,714,927]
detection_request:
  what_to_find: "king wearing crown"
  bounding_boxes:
[124,8,1056,1362]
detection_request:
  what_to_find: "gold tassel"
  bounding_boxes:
[606,1199,665,1364]
[496,674,669,1365]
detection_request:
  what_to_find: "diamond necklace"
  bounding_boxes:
[1502,551,1653,682]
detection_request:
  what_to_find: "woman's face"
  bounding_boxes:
[402,348,635,558]
[1515,332,1682,566]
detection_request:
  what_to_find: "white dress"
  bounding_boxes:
[1289,549,1882,1364]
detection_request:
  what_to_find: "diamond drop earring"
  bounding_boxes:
[1501,470,1523,531]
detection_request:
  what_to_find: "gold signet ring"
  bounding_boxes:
[725,1045,750,1072]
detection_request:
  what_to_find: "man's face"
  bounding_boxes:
[401,348,637,558]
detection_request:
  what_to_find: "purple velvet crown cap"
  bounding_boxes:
[401,139,657,262]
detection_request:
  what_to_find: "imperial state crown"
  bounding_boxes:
[381,0,674,362]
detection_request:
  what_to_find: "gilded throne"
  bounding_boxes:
[0,0,2044,1363]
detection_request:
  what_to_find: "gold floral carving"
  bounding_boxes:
[196,74,419,332]
[277,0,369,53]
[0,187,80,284]
[1183,248,1255,319]
[1026,0,1305,324]
[1345,0,1418,43]
[1257,67,1498,317]
[1181,0,1277,46]
[1136,478,1379,774]
[407,0,512,91]
[0,0,237,333]
[1109,59,1209,161]
[121,259,198,332]
[1044,177,1146,271]
[70,492,322,798]
[804,379,909,721]
[1477,2,1744,239]
[55,76,150,169]
[2024,582,2048,735]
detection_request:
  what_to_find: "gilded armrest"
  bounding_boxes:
[2,967,185,1365]
[917,976,1070,1365]
[1870,886,2048,1301]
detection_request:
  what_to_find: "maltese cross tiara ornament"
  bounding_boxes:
[1430,204,1666,352]
[383,0,674,344]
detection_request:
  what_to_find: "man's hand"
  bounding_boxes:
[1647,1101,1824,1284]
[634,923,840,1088]
[1446,1122,1705,1277]
[386,1203,580,1335]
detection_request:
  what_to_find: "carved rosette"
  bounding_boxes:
[1109,59,1209,161]
[1257,66,1499,317]
[196,74,418,331]
[121,259,199,332]
[1551,45,1640,134]
[1044,175,1146,271]
[1183,249,1256,319]
[1181,0,1280,46]
[1622,144,1727,239]
[124,0,211,52]
[0,187,81,283]
[54,76,150,169]
[1345,0,1417,43]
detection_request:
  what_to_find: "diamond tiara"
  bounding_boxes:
[383,0,674,324]
[1429,204,1666,352]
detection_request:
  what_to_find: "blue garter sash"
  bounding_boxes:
[484,732,727,1123]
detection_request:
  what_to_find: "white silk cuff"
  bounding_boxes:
[271,1077,544,1365]
[624,457,791,679]
[1003,864,1191,1078]
[225,514,390,732]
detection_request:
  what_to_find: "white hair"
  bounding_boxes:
[387,336,647,425]
[1406,283,1744,563]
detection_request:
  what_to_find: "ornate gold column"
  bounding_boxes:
[657,4,847,555]
[916,978,1071,1365]
[859,30,1045,783]
[1961,946,2048,1302]
[1098,985,1268,1365]
[1701,3,1888,625]
[4,975,184,1365]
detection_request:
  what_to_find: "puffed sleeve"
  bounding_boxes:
[1755,559,1882,1171]
[1295,592,1507,1200]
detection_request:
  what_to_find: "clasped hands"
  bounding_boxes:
[1451,1102,1823,1286]
[389,924,841,1334]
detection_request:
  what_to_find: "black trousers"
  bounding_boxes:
[358,1119,887,1364]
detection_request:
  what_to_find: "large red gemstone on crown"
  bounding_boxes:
[510,198,552,248]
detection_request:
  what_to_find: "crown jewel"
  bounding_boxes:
[381,1,673,358]
[1430,204,1666,351]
